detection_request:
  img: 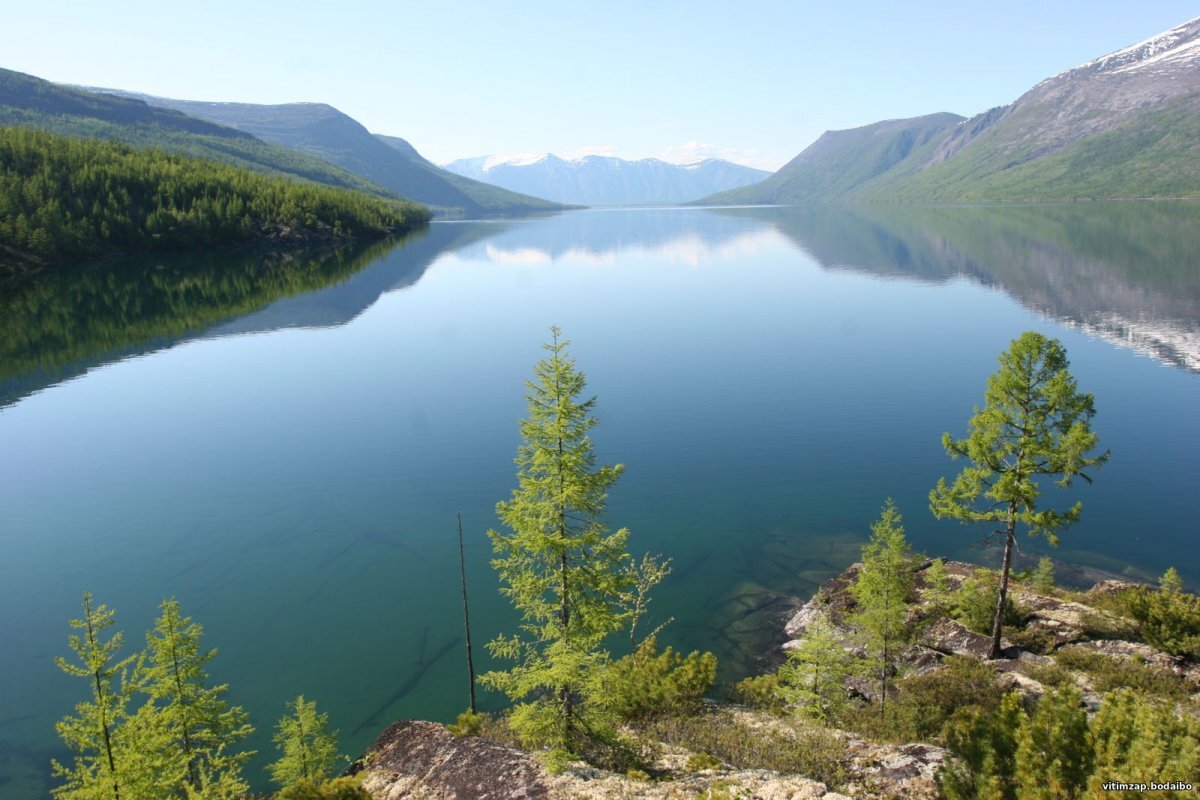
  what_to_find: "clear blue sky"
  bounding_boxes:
[5,1,1197,169]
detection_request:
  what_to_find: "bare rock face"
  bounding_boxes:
[359,720,548,800]
[919,617,1002,659]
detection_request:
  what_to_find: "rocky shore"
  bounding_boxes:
[348,560,1196,799]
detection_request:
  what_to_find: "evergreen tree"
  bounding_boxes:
[481,326,637,755]
[930,332,1108,658]
[850,499,917,716]
[134,599,252,795]
[1122,567,1200,658]
[1014,684,1092,799]
[1087,689,1200,795]
[774,612,854,722]
[923,557,953,613]
[51,593,135,800]
[939,691,1024,800]
[268,696,340,789]
[1029,556,1056,594]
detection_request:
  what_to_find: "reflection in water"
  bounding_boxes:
[0,203,1197,799]
[715,204,1200,372]
[0,223,506,407]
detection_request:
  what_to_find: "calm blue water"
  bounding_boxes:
[1,204,1197,795]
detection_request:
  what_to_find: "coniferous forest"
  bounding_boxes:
[0,127,429,271]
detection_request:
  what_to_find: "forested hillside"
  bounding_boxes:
[0,127,428,270]
[0,68,394,198]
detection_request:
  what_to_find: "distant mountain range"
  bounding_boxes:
[443,153,770,205]
[0,68,566,218]
[85,91,567,217]
[702,16,1200,204]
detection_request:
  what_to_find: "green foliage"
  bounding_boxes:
[941,686,1199,799]
[1014,685,1092,799]
[1088,690,1200,795]
[939,691,1024,800]
[922,557,953,613]
[445,709,486,737]
[850,499,918,713]
[1028,557,1056,594]
[647,710,847,788]
[846,655,1002,743]
[685,752,723,772]
[931,332,1106,657]
[51,593,137,800]
[1121,568,1200,658]
[268,696,341,789]
[134,599,252,793]
[603,637,716,722]
[481,327,647,757]
[275,776,372,800]
[952,570,1023,636]
[52,595,253,800]
[729,673,785,713]
[1053,648,1190,701]
[774,613,853,722]
[0,126,428,268]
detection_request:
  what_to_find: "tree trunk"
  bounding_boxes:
[989,505,1017,659]
[457,513,476,714]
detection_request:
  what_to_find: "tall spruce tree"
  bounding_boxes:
[52,593,135,800]
[134,599,252,795]
[930,332,1107,658]
[850,499,917,716]
[482,326,635,755]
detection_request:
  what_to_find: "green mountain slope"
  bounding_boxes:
[0,127,427,270]
[0,68,393,198]
[698,113,963,204]
[703,16,1200,204]
[108,95,567,217]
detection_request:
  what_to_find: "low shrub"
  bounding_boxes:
[646,709,847,788]
[276,777,372,800]
[729,673,785,713]
[1054,648,1190,700]
[1120,568,1200,659]
[605,637,717,721]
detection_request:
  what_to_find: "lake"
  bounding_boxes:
[1,203,1198,796]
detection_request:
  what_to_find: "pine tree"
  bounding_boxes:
[930,332,1108,658]
[481,326,636,755]
[939,691,1024,800]
[268,696,340,789]
[850,499,917,716]
[1014,684,1092,799]
[51,593,135,800]
[134,599,252,795]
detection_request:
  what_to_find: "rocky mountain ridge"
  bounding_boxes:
[701,16,1200,204]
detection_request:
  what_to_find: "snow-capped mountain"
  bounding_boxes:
[442,153,771,206]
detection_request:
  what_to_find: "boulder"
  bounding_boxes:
[920,617,1002,659]
[360,720,548,800]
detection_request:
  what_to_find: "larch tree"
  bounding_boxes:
[930,332,1107,658]
[134,598,252,795]
[850,499,918,716]
[481,326,637,756]
[268,695,340,789]
[52,593,135,800]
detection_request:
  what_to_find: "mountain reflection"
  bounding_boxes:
[0,223,504,407]
[715,203,1200,373]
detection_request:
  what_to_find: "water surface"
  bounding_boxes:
[1,203,1197,796]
